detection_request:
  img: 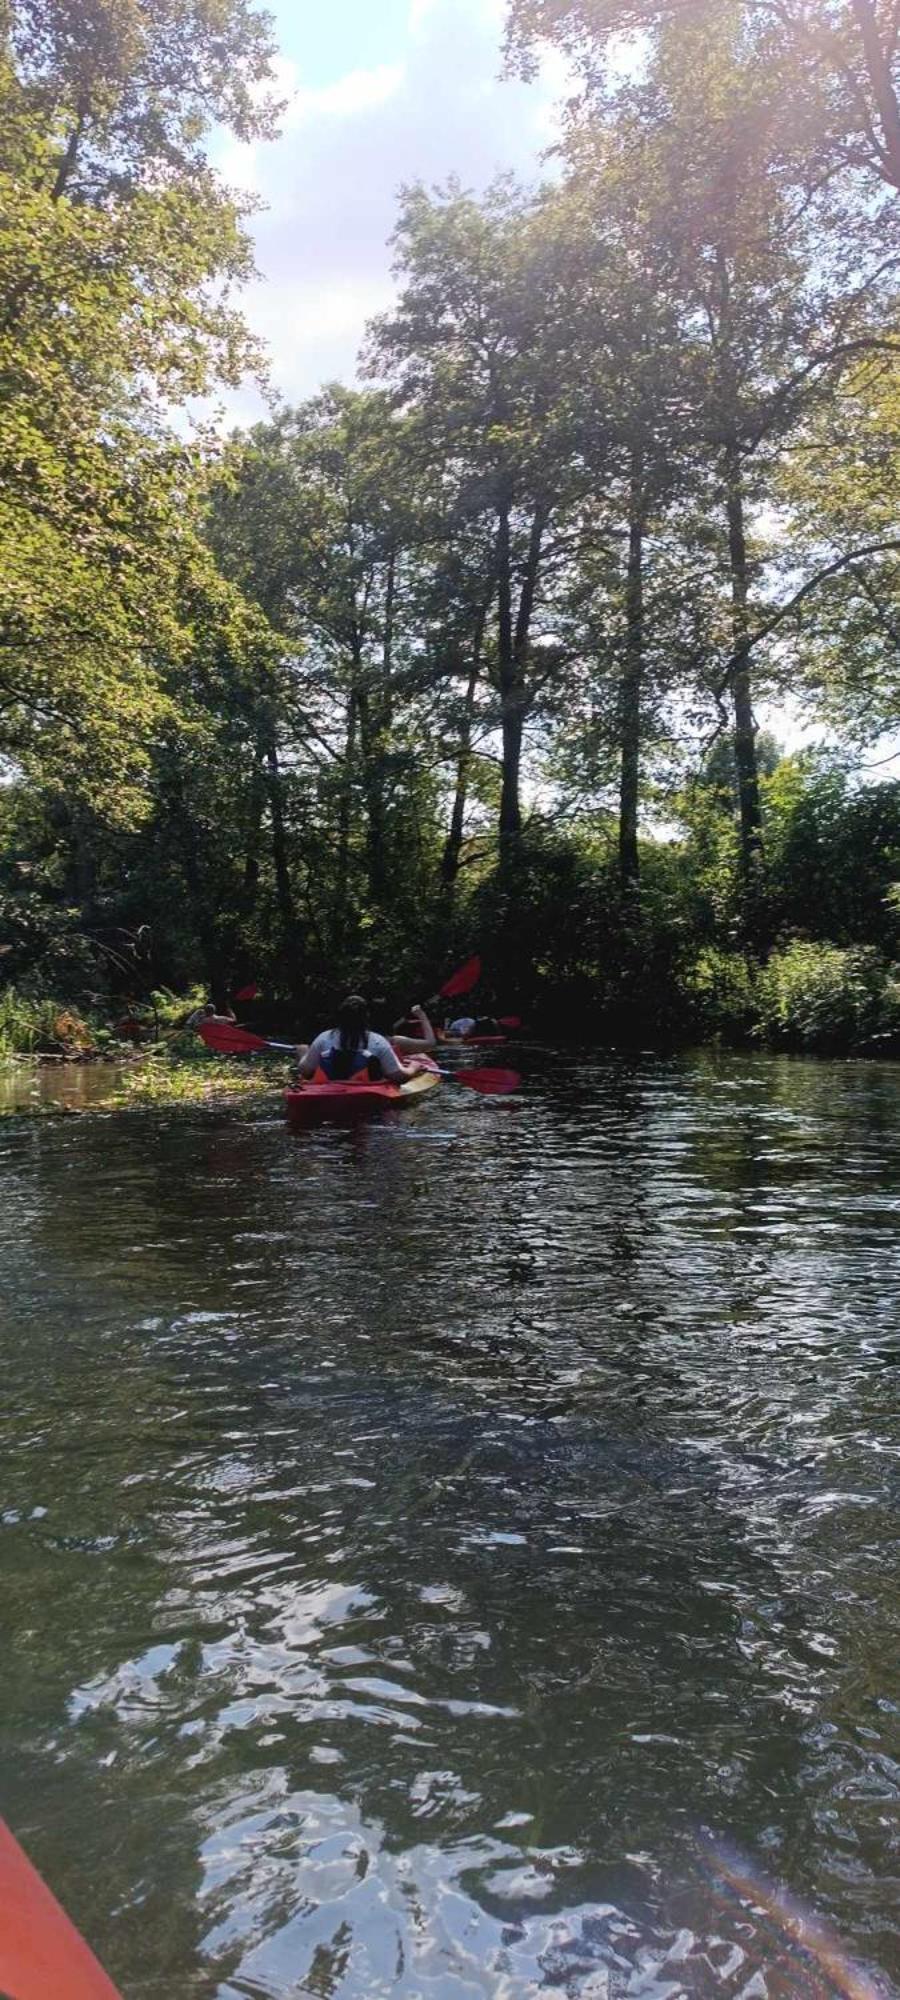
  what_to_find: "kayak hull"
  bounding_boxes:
[285,1064,440,1126]
[440,1034,508,1047]
[0,1816,123,1999]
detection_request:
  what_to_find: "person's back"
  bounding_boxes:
[299,995,408,1085]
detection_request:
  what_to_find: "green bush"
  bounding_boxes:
[679,947,758,1041]
[755,940,900,1053]
[0,988,97,1057]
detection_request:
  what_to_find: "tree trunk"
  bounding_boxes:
[441,604,487,896]
[496,495,522,842]
[335,687,357,954]
[356,552,396,907]
[619,447,645,897]
[242,737,266,909]
[723,440,764,882]
[265,740,294,937]
[176,811,228,1004]
[51,106,87,201]
[497,499,545,845]
[850,0,900,190]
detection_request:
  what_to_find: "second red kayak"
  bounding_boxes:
[285,1061,441,1125]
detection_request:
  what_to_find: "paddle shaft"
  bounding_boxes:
[199,1021,520,1094]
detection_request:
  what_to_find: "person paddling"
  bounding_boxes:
[297,995,433,1085]
[445,1011,502,1041]
[391,1003,438,1050]
[188,999,236,1030]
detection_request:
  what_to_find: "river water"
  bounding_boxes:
[0,1050,898,2000]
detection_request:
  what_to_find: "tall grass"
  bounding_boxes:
[0,988,96,1057]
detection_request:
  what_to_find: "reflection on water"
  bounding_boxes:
[0,1050,898,1999]
[0,1060,131,1116]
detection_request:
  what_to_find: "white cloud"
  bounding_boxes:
[214,0,572,416]
[218,137,259,195]
[410,0,503,33]
[288,64,406,126]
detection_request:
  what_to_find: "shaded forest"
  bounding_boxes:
[2,0,899,1053]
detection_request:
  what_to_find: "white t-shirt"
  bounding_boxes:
[307,1029,406,1081]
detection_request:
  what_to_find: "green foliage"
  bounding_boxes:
[678,946,758,1041]
[0,0,279,814]
[755,940,900,1053]
[0,986,98,1055]
[2,0,899,1061]
[764,761,900,952]
[112,1049,283,1114]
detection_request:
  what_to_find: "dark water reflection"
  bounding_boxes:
[0,1050,898,1998]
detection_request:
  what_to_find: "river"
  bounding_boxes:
[0,1049,898,1999]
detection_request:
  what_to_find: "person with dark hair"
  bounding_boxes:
[296,995,432,1084]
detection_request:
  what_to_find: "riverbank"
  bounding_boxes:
[0,1048,288,1120]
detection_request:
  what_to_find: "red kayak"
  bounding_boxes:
[285,1059,440,1125]
[440,1034,508,1047]
[0,1815,123,1999]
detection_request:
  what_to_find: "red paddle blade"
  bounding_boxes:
[455,1067,520,1096]
[0,1816,124,1999]
[234,983,260,1002]
[440,954,482,1000]
[498,1015,522,1030]
[199,1020,272,1056]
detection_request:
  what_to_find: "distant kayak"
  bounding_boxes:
[285,1061,441,1125]
[0,1815,123,1999]
[439,1033,508,1047]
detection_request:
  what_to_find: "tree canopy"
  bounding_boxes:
[1,0,898,1046]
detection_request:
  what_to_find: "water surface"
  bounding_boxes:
[1,1050,898,1998]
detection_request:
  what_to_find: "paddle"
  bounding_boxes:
[445,1065,520,1096]
[199,1020,296,1055]
[440,954,482,1000]
[198,1020,520,1095]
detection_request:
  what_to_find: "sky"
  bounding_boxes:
[211,0,566,419]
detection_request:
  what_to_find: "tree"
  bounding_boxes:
[0,0,279,814]
[505,0,900,196]
[208,389,449,980]
[553,12,898,912]
[368,179,592,858]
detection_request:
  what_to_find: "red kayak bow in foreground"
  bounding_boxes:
[0,1816,123,1999]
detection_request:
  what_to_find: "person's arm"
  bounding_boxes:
[411,1003,437,1048]
[371,1032,409,1082]
[297,1034,324,1079]
[391,1005,437,1054]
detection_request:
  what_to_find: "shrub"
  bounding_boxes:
[755,940,900,1054]
[0,988,96,1056]
[679,947,758,1041]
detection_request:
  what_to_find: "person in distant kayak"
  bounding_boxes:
[187,999,236,1029]
[297,995,433,1084]
[445,1013,501,1040]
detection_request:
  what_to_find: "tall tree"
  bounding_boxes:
[368,180,588,859]
[208,389,447,968]
[0,0,279,814]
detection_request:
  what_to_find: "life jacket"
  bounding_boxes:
[315,1038,384,1085]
